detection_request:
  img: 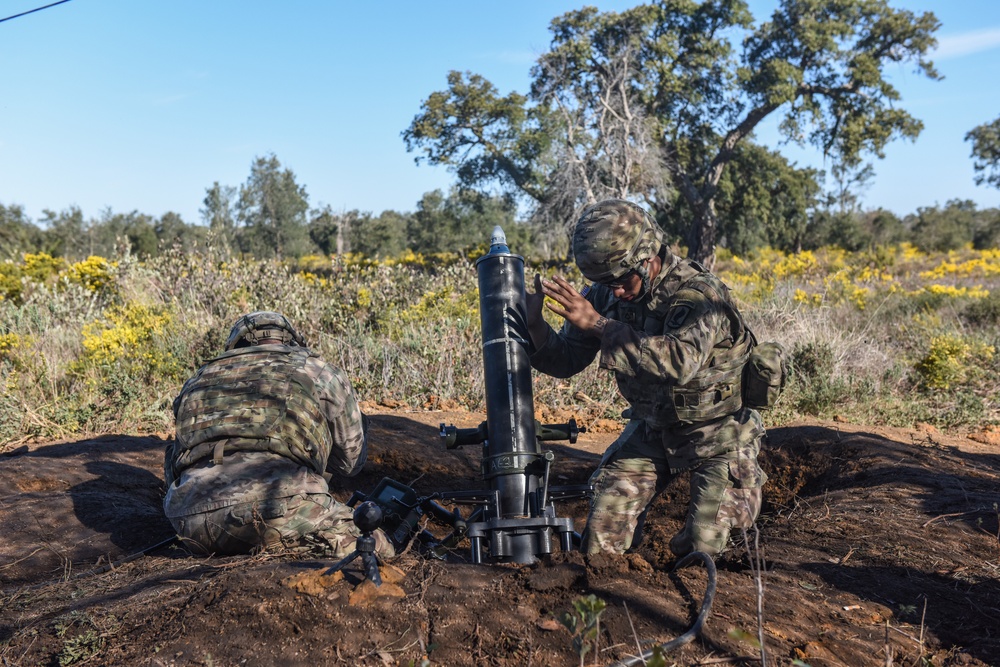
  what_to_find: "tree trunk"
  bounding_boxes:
[686,201,718,269]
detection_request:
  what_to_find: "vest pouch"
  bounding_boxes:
[743,342,788,409]
[671,382,742,424]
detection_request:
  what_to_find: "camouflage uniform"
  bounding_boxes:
[163,316,393,559]
[530,202,767,557]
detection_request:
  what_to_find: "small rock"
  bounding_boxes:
[536,618,563,632]
[282,568,343,596]
[349,579,406,605]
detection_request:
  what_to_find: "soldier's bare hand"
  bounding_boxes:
[540,275,603,336]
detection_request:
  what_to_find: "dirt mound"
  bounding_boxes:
[2,412,999,666]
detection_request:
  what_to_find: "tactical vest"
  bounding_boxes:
[616,261,753,427]
[167,346,332,485]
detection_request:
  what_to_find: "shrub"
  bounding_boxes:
[914,334,995,390]
[963,290,1000,328]
[1,242,998,444]
[0,252,69,304]
[64,256,118,293]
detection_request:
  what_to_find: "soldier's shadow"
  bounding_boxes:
[69,460,175,553]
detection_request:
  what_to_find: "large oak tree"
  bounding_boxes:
[404,0,939,264]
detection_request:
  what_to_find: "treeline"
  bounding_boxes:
[803,199,1000,255]
[2,153,999,264]
[0,155,532,263]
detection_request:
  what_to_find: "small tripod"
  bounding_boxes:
[324,501,384,586]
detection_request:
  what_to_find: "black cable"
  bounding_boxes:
[607,550,718,667]
[0,0,73,25]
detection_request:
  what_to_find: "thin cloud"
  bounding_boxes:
[935,27,1000,60]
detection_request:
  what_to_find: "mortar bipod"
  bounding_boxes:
[436,418,591,563]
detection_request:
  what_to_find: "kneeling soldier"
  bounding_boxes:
[163,311,395,558]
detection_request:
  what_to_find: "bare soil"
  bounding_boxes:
[2,410,999,667]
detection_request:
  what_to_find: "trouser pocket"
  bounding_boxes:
[715,458,766,530]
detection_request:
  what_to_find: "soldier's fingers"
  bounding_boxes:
[545,278,577,300]
[539,281,564,299]
[544,301,569,318]
[541,277,563,293]
[549,275,572,291]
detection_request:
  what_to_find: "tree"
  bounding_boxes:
[405,0,940,264]
[408,188,520,255]
[349,210,410,258]
[235,155,311,259]
[972,209,1000,250]
[95,209,158,258]
[529,9,673,240]
[906,199,979,252]
[688,143,821,254]
[38,207,87,258]
[0,203,43,260]
[403,72,550,205]
[201,181,238,249]
[802,161,876,251]
[309,206,409,257]
[866,208,906,247]
[156,211,205,251]
[308,205,343,256]
[966,116,1000,189]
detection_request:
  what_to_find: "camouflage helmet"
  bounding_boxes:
[573,199,667,283]
[224,311,306,351]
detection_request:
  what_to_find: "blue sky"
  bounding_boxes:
[2,0,999,228]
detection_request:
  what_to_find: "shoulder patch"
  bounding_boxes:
[665,304,693,330]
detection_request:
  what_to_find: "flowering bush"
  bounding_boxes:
[65,256,118,293]
[915,334,995,390]
[78,302,174,369]
[0,253,67,303]
[0,241,997,445]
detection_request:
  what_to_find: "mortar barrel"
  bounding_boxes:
[475,227,541,519]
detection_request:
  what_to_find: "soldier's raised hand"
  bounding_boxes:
[540,275,604,336]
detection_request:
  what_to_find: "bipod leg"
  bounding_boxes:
[360,551,383,587]
[323,532,384,587]
[321,500,386,587]
[324,550,359,577]
[324,532,383,587]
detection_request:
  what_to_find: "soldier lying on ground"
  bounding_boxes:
[526,199,769,558]
[163,311,396,558]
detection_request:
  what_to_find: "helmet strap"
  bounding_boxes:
[635,264,652,301]
[633,244,668,302]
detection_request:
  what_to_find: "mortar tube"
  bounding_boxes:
[474,226,542,519]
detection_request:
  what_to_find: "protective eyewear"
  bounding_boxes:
[602,269,639,290]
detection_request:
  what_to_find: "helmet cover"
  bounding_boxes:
[572,199,666,283]
[224,311,306,351]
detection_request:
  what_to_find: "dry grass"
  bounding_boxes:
[1,243,998,444]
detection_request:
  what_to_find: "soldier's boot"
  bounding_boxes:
[669,530,692,557]
[670,522,728,557]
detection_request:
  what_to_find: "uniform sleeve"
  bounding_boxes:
[307,357,369,478]
[528,286,609,378]
[598,286,730,385]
